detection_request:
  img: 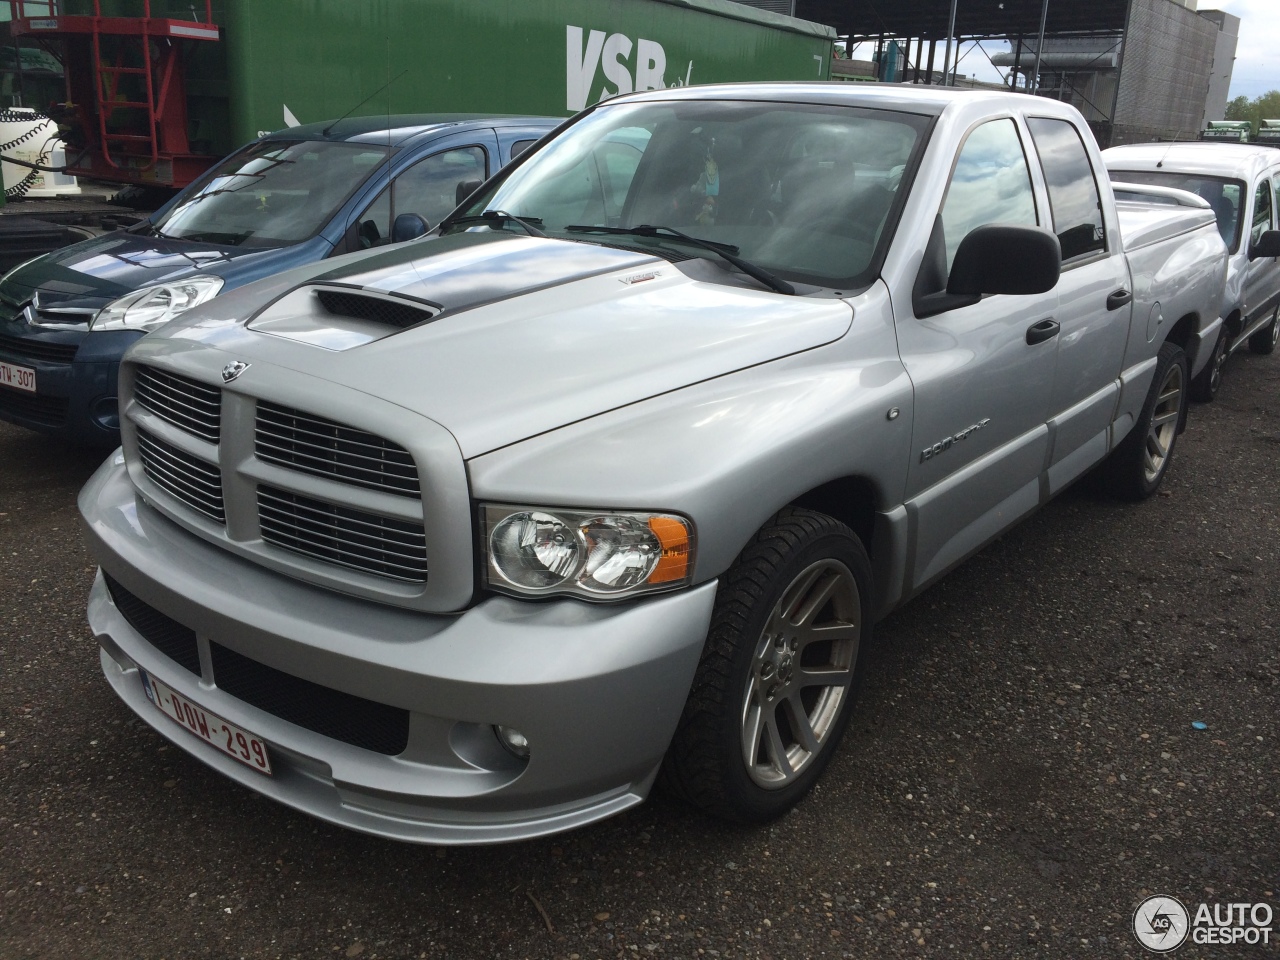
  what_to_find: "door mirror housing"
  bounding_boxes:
[456,179,483,208]
[391,213,429,244]
[948,225,1062,297]
[1249,229,1280,260]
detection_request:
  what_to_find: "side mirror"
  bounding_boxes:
[948,224,1062,297]
[1249,229,1280,260]
[391,212,429,244]
[456,179,483,207]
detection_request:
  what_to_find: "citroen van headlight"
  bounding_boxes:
[91,276,224,332]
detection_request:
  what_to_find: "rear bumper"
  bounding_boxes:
[81,456,717,844]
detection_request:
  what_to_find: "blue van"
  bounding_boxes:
[0,114,556,445]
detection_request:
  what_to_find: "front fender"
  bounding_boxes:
[466,284,913,583]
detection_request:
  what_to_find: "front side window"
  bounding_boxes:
[457,100,930,289]
[1252,179,1274,248]
[940,118,1038,271]
[1108,170,1245,252]
[154,140,391,248]
[393,146,488,228]
[1026,117,1106,261]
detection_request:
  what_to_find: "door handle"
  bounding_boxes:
[1026,318,1060,345]
[1106,289,1133,311]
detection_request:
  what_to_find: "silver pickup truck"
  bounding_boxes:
[79,85,1227,844]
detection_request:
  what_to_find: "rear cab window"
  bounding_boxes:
[1026,117,1106,262]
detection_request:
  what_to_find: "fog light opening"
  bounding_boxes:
[494,725,530,760]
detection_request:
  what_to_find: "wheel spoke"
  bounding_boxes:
[763,711,792,778]
[1151,431,1169,459]
[798,663,854,688]
[741,700,765,768]
[784,694,820,754]
[788,570,840,627]
[1152,410,1179,427]
[1158,385,1180,405]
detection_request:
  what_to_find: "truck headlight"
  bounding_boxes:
[91,275,224,332]
[482,504,693,599]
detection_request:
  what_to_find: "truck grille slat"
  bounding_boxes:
[134,366,221,442]
[0,332,79,364]
[138,429,226,523]
[257,486,427,582]
[255,401,420,496]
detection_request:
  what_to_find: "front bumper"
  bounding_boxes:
[0,326,143,445]
[80,456,717,844]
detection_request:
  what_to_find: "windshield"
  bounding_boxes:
[153,140,392,248]
[1108,169,1246,253]
[457,100,930,289]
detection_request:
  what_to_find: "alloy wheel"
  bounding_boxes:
[1143,361,1184,484]
[740,559,860,788]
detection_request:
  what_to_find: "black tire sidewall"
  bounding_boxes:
[1191,327,1227,402]
[1249,309,1279,355]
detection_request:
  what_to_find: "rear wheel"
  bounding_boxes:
[1099,340,1188,501]
[662,508,871,823]
[1248,305,1279,355]
[1190,325,1228,402]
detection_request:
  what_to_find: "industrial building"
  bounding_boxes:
[738,0,1241,147]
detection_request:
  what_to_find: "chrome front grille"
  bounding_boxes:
[257,486,428,583]
[137,429,225,523]
[255,402,420,497]
[134,365,221,443]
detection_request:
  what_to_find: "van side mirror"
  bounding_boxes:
[948,225,1062,297]
[456,179,483,207]
[391,213,428,244]
[1250,229,1280,260]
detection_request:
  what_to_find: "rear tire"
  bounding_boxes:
[1248,305,1279,355]
[661,508,871,823]
[1099,340,1188,501]
[1190,325,1228,402]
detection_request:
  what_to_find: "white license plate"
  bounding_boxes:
[0,360,36,394]
[142,671,272,775]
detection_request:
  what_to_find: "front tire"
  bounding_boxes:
[1248,305,1279,355]
[1100,340,1188,501]
[662,508,871,823]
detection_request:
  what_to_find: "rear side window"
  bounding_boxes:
[1252,179,1274,247]
[1026,117,1106,261]
[940,118,1038,270]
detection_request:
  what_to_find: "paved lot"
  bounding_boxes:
[1,350,1276,960]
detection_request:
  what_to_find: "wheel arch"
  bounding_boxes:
[1164,312,1199,356]
[787,476,879,557]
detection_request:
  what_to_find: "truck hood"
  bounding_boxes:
[160,233,855,457]
[0,229,300,310]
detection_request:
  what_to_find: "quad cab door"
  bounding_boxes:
[1023,116,1131,495]
[895,116,1059,593]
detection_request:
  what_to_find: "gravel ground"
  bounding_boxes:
[0,350,1276,960]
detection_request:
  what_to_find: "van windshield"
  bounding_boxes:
[153,140,391,248]
[457,99,930,289]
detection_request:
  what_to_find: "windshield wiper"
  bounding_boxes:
[564,224,795,295]
[442,210,546,238]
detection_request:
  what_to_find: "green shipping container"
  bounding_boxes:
[36,0,833,173]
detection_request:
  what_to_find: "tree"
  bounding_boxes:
[1221,91,1280,134]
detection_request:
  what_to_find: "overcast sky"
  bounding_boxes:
[847,0,1277,101]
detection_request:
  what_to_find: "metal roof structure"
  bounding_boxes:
[796,0,1131,40]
